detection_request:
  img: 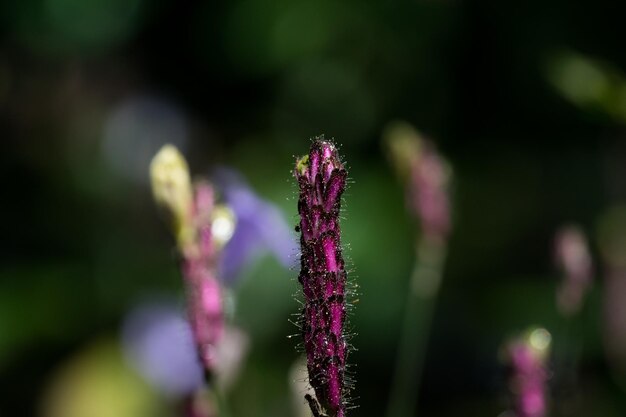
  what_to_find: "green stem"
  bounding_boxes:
[213,385,232,417]
[385,237,446,417]
[191,377,231,417]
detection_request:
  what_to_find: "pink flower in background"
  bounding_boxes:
[554,225,593,317]
[384,121,452,245]
[408,142,451,244]
[503,328,551,417]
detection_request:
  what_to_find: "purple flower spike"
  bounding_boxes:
[294,138,351,417]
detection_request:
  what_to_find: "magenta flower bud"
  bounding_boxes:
[294,139,351,417]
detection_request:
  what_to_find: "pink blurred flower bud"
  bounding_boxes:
[408,143,451,243]
[553,225,593,316]
[384,122,452,244]
[150,146,233,378]
[503,328,551,417]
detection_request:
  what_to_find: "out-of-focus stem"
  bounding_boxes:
[553,308,586,415]
[386,236,446,417]
[383,122,451,417]
[212,386,232,417]
[184,385,231,417]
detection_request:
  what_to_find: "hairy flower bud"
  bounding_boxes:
[294,138,351,417]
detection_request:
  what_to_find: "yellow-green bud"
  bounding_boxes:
[382,121,423,182]
[150,144,194,248]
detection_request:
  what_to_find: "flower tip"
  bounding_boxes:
[150,144,194,247]
[150,144,190,183]
[296,138,344,180]
[311,137,345,176]
[382,121,423,181]
[295,154,310,177]
[311,137,338,156]
[315,138,336,158]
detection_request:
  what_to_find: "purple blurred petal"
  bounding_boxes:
[220,217,264,280]
[214,167,297,283]
[121,301,204,396]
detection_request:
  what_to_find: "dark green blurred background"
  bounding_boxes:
[2,0,626,416]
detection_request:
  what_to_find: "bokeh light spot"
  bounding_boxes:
[529,328,551,352]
